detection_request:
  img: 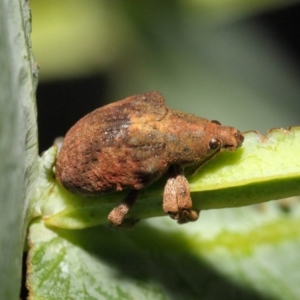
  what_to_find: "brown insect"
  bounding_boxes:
[55,91,243,226]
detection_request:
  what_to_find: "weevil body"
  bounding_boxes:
[56,91,243,226]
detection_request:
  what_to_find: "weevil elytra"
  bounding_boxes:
[55,91,243,226]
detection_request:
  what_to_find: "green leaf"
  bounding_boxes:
[0,0,38,299]
[27,199,300,299]
[31,127,300,230]
[27,126,300,298]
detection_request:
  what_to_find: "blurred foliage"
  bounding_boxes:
[31,0,300,135]
[31,0,299,78]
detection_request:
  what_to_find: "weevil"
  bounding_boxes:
[55,91,243,226]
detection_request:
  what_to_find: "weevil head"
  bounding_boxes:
[164,114,244,167]
[207,120,244,153]
[181,119,244,169]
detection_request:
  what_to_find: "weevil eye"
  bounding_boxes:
[211,120,221,125]
[209,138,221,150]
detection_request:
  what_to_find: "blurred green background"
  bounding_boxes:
[31,0,300,152]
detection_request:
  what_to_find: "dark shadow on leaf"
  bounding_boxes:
[52,221,271,300]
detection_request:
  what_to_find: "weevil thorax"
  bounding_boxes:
[162,110,243,166]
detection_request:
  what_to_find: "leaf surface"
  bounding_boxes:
[33,127,300,229]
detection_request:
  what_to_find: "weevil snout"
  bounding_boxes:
[223,130,244,151]
[235,130,244,147]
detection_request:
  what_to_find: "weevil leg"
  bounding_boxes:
[163,175,179,219]
[163,165,199,224]
[108,189,140,227]
[175,168,199,223]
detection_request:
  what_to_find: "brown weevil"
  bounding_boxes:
[55,91,244,226]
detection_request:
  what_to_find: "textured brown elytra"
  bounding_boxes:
[56,91,244,226]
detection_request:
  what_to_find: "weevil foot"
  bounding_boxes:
[163,165,199,224]
[108,189,140,227]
